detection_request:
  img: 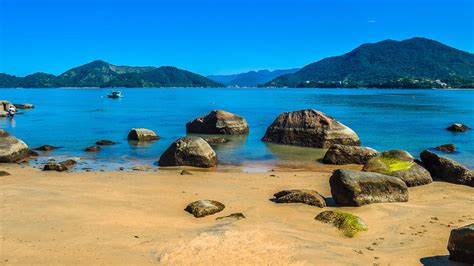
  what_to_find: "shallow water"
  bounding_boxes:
[1,88,473,170]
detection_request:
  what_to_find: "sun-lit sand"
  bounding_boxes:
[1,164,473,265]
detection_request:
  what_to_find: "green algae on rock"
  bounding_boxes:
[315,211,368,237]
[185,200,225,218]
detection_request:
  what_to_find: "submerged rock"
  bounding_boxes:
[13,103,34,109]
[446,123,470,132]
[96,140,117,145]
[315,211,368,237]
[158,136,218,168]
[322,144,378,165]
[186,110,249,135]
[216,213,246,221]
[0,130,30,163]
[272,189,326,208]
[43,159,77,172]
[262,109,360,148]
[204,137,229,144]
[85,145,101,152]
[420,150,473,187]
[185,200,225,218]
[363,150,432,187]
[448,223,474,264]
[0,171,10,176]
[127,128,160,141]
[33,145,62,151]
[434,144,456,153]
[330,169,409,206]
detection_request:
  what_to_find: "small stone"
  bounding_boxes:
[434,144,456,153]
[96,140,117,145]
[180,170,193,175]
[446,123,470,132]
[272,189,326,208]
[216,213,246,221]
[184,200,225,218]
[0,171,10,177]
[315,211,368,237]
[85,146,101,152]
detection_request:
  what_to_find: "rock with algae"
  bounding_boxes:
[315,211,368,237]
[184,200,225,218]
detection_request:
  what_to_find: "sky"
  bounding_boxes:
[0,0,473,77]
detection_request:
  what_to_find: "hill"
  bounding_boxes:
[208,68,299,87]
[266,37,474,88]
[0,60,222,88]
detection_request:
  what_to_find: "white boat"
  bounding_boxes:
[107,91,123,99]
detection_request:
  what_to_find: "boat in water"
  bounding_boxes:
[107,91,123,99]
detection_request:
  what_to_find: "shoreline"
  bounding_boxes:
[1,164,472,265]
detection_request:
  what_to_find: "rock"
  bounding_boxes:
[204,137,229,144]
[363,150,432,187]
[85,145,101,152]
[33,145,61,151]
[131,165,152,171]
[315,211,368,237]
[158,136,218,168]
[434,144,456,153]
[322,144,379,165]
[127,128,160,141]
[216,213,246,221]
[43,159,77,172]
[184,200,225,218]
[0,171,10,176]
[448,223,474,264]
[27,150,39,157]
[446,123,470,132]
[0,100,14,117]
[96,140,117,145]
[420,150,473,187]
[13,103,34,109]
[0,130,30,163]
[330,169,409,206]
[180,170,193,175]
[262,109,360,148]
[272,189,326,208]
[186,110,249,135]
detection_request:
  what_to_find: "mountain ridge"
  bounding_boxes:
[207,68,300,87]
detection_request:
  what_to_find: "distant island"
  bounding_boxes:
[207,68,300,87]
[265,37,474,89]
[0,60,222,88]
[1,37,473,89]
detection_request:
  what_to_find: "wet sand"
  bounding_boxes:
[1,165,473,265]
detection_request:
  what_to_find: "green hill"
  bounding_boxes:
[266,37,474,88]
[0,60,222,88]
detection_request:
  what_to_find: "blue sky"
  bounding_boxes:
[0,0,473,76]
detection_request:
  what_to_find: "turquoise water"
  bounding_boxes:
[1,88,473,170]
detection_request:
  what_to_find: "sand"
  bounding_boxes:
[0,164,473,265]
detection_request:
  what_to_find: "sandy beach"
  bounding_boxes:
[1,164,472,265]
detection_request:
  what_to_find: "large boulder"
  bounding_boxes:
[184,200,225,218]
[363,150,432,187]
[262,109,360,148]
[420,150,473,187]
[446,123,469,132]
[272,189,326,208]
[322,144,379,165]
[315,211,368,238]
[448,223,474,264]
[330,169,409,206]
[127,128,160,141]
[0,130,30,163]
[186,110,249,135]
[158,136,218,168]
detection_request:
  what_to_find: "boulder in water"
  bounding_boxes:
[363,150,432,187]
[158,136,218,168]
[85,145,101,152]
[322,144,379,165]
[446,123,470,132]
[420,150,473,187]
[272,189,326,208]
[96,140,117,145]
[186,110,249,135]
[447,223,474,264]
[127,128,160,141]
[13,103,34,109]
[330,169,409,206]
[434,144,456,153]
[185,199,225,218]
[0,130,30,163]
[33,145,62,151]
[0,100,14,117]
[262,109,360,148]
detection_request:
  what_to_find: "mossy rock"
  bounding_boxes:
[185,200,225,218]
[315,210,368,237]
